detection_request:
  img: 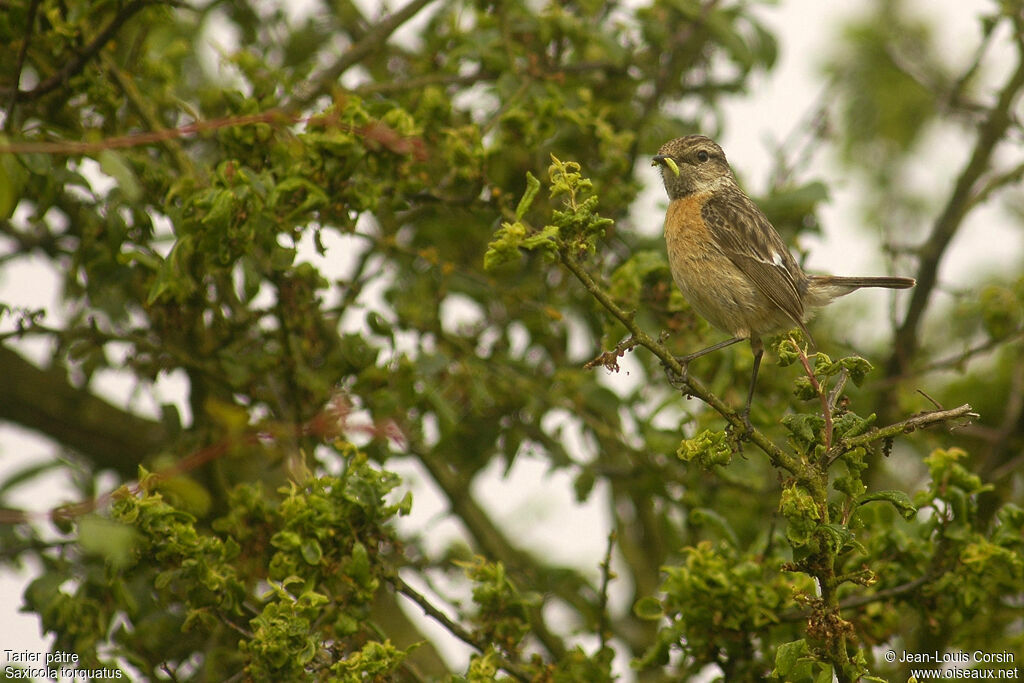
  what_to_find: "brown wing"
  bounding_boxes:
[701,188,808,330]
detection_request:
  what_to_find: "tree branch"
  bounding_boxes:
[558,251,801,475]
[4,0,41,122]
[886,32,1024,377]
[291,0,438,106]
[391,573,531,682]
[410,440,571,660]
[0,345,168,477]
[795,343,833,452]
[831,403,976,458]
[353,69,497,96]
[778,574,934,622]
[0,0,156,103]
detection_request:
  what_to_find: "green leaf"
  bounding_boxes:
[839,356,873,385]
[270,244,296,270]
[521,224,560,255]
[817,523,864,554]
[367,311,394,337]
[812,352,834,376]
[78,515,139,569]
[792,375,818,400]
[515,171,541,220]
[833,412,875,439]
[773,639,808,677]
[146,234,197,303]
[98,149,142,201]
[781,413,824,452]
[396,491,413,516]
[483,221,527,271]
[858,490,917,520]
[676,429,732,469]
[779,484,820,546]
[633,596,664,620]
[775,337,801,366]
[202,189,237,231]
[270,176,329,217]
[349,541,371,587]
[0,144,29,219]
[301,539,323,565]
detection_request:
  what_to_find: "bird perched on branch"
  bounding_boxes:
[651,135,915,424]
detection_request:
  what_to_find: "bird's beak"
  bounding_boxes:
[651,154,680,177]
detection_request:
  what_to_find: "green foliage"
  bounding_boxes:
[23,451,411,679]
[459,557,538,654]
[778,482,819,544]
[824,0,941,166]
[634,541,807,679]
[676,428,733,468]
[484,156,614,270]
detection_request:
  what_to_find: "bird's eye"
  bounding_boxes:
[696,150,710,162]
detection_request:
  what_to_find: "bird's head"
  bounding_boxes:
[652,135,734,199]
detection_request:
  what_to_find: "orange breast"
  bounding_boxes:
[664,192,713,244]
[663,191,759,338]
[663,192,717,286]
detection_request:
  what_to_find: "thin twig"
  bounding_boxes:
[796,343,833,452]
[597,531,616,652]
[832,403,976,458]
[965,159,1024,211]
[557,250,801,475]
[0,110,424,159]
[919,329,1024,373]
[5,0,42,123]
[408,438,572,659]
[291,0,438,106]
[887,24,1024,378]
[391,573,531,682]
[778,574,933,622]
[915,389,943,410]
[0,0,155,103]
[354,69,496,95]
[584,335,639,371]
[876,328,1024,387]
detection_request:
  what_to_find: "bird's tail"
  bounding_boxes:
[805,275,915,305]
[811,275,916,289]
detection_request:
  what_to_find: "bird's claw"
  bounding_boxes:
[725,412,754,457]
[662,357,689,391]
[740,410,753,436]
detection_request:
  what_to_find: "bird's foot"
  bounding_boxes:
[740,409,753,437]
[662,357,690,391]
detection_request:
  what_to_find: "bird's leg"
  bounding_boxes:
[663,336,745,390]
[740,338,764,432]
[675,336,745,365]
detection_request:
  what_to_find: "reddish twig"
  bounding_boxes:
[0,392,405,525]
[0,110,426,159]
[795,342,833,452]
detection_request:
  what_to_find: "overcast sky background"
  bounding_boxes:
[0,0,1015,678]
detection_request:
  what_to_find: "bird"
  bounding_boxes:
[651,135,915,424]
